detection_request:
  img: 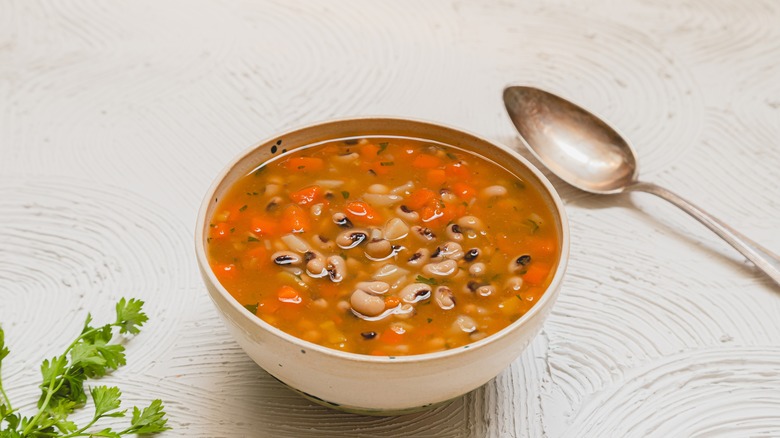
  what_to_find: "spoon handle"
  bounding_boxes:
[629,181,780,286]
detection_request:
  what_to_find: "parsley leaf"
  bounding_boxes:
[415,275,438,286]
[115,298,148,335]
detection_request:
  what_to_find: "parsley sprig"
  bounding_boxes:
[0,298,170,437]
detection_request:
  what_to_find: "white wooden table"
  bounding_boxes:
[3,1,779,436]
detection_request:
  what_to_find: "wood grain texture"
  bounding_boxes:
[1,0,779,436]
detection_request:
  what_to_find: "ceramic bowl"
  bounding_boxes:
[195,117,569,415]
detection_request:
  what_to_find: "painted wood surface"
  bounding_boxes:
[2,1,779,436]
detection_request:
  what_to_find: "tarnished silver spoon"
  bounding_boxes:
[503,85,780,286]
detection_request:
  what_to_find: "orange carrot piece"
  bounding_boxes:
[452,182,477,201]
[250,215,279,237]
[289,185,323,205]
[384,296,400,309]
[523,263,551,285]
[359,143,379,158]
[286,156,324,172]
[445,162,471,180]
[258,297,280,314]
[277,285,302,303]
[426,168,447,186]
[211,263,237,281]
[411,154,441,169]
[345,201,383,225]
[281,204,310,233]
[405,188,437,210]
[380,327,404,344]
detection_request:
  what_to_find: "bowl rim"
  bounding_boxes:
[195,115,570,364]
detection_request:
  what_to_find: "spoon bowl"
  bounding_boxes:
[503,85,780,286]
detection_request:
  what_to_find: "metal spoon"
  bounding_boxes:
[503,85,780,286]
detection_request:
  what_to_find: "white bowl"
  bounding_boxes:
[195,117,569,415]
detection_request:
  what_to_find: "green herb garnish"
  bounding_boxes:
[341,191,349,199]
[0,298,170,437]
[379,162,394,166]
[526,219,540,233]
[377,142,389,154]
[238,205,248,212]
[243,303,259,314]
[445,152,457,160]
[247,236,259,242]
[415,275,438,286]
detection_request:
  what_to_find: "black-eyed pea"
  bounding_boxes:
[481,185,508,198]
[265,196,283,212]
[452,315,477,334]
[400,283,432,303]
[272,251,302,266]
[407,248,430,267]
[333,152,359,163]
[336,300,351,313]
[305,251,327,278]
[434,286,456,310]
[457,216,485,232]
[464,248,480,262]
[446,223,464,242]
[350,289,385,317]
[397,205,420,222]
[411,225,436,242]
[422,260,458,278]
[332,212,353,228]
[476,284,495,297]
[365,239,393,260]
[432,242,464,261]
[356,281,390,295]
[509,254,532,273]
[469,262,487,276]
[469,331,488,341]
[394,303,415,319]
[368,183,390,194]
[336,229,368,249]
[312,298,328,310]
[265,185,282,197]
[326,255,347,283]
[311,234,336,251]
[505,276,523,291]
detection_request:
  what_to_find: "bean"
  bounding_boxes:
[281,234,310,253]
[476,284,495,297]
[272,251,302,266]
[411,225,436,242]
[365,239,393,260]
[469,331,487,341]
[363,193,403,206]
[369,227,383,240]
[373,264,409,282]
[481,185,508,198]
[356,281,390,295]
[326,255,347,282]
[361,331,377,340]
[266,196,283,212]
[469,262,487,276]
[434,286,456,310]
[509,254,532,273]
[384,218,409,241]
[333,152,359,163]
[333,212,353,228]
[457,216,485,232]
[390,181,415,195]
[312,298,328,309]
[305,251,327,278]
[396,205,420,222]
[464,248,480,262]
[265,184,282,197]
[505,276,523,291]
[350,289,385,317]
[368,183,390,194]
[336,300,351,313]
[310,203,325,217]
[311,234,336,251]
[446,223,464,242]
[407,248,430,267]
[400,283,432,303]
[336,229,368,249]
[431,241,464,261]
[452,315,477,333]
[422,260,458,278]
[394,303,416,319]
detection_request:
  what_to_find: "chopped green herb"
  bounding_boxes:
[0,299,170,437]
[206,237,212,243]
[513,180,526,190]
[516,294,522,300]
[526,219,540,233]
[341,191,350,199]
[297,166,305,170]
[380,161,394,166]
[427,318,433,323]
[230,227,235,233]
[254,167,266,176]
[446,152,458,160]
[247,236,260,242]
[239,205,248,212]
[415,275,438,286]
[243,303,258,313]
[378,142,389,154]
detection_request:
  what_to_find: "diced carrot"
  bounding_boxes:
[380,327,404,344]
[281,204,310,233]
[286,156,324,172]
[359,143,379,158]
[406,188,437,210]
[411,154,441,169]
[452,182,477,201]
[212,263,237,281]
[210,222,232,239]
[384,296,400,309]
[289,185,323,205]
[524,263,551,285]
[426,169,447,186]
[250,215,279,237]
[258,296,280,314]
[527,239,557,257]
[345,201,383,225]
[277,285,302,304]
[445,162,471,180]
[421,204,456,228]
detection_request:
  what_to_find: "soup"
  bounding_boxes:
[206,137,559,356]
